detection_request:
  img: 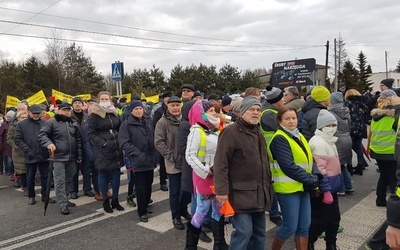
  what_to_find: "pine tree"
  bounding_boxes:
[340,60,359,91]
[357,51,373,92]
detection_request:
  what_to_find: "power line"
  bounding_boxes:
[0,19,323,49]
[0,6,318,47]
[1,33,324,53]
[0,0,61,35]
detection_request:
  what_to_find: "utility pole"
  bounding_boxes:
[334,38,338,92]
[324,40,329,87]
[385,51,389,78]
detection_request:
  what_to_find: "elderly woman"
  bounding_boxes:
[6,111,28,189]
[367,90,400,207]
[119,100,157,222]
[87,91,124,213]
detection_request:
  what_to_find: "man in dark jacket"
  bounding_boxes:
[153,92,172,192]
[15,105,52,206]
[70,97,92,199]
[155,96,191,230]
[39,103,82,215]
[300,86,331,140]
[214,96,273,250]
[0,110,15,176]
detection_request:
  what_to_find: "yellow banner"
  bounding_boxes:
[6,95,20,108]
[52,89,91,103]
[141,93,159,104]
[26,90,47,105]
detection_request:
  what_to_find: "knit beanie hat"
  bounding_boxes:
[330,92,344,105]
[317,109,337,129]
[265,85,283,104]
[72,97,84,105]
[381,78,394,89]
[240,96,261,115]
[311,86,331,102]
[201,100,214,112]
[129,100,143,111]
[380,89,397,98]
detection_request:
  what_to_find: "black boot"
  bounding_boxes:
[346,164,353,175]
[111,198,125,211]
[353,165,363,175]
[326,242,338,250]
[211,218,229,250]
[308,242,315,250]
[185,222,201,250]
[103,199,113,213]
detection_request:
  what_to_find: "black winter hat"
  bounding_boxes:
[381,78,394,89]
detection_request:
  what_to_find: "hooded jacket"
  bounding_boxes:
[15,117,49,164]
[39,114,82,162]
[369,107,397,161]
[154,110,182,174]
[344,95,368,138]
[213,118,273,213]
[329,103,353,165]
[300,98,327,141]
[87,103,123,170]
[119,114,157,173]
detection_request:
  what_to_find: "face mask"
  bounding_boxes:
[99,101,112,109]
[322,126,337,137]
[205,113,220,128]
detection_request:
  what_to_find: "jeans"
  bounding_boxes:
[98,169,120,200]
[309,193,340,245]
[133,170,153,216]
[3,155,14,174]
[229,212,266,250]
[351,135,366,166]
[269,193,281,218]
[276,192,311,240]
[376,160,397,201]
[71,161,92,194]
[340,165,353,192]
[168,173,191,219]
[26,162,49,198]
[53,160,76,207]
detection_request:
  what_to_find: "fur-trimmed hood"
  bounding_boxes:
[91,103,118,118]
[371,107,395,121]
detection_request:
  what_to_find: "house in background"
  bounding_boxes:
[369,72,400,92]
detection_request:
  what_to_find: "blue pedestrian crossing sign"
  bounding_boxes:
[111,62,124,81]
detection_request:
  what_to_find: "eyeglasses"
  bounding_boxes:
[182,89,193,93]
[247,107,261,113]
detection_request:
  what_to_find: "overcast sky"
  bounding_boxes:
[0,0,399,79]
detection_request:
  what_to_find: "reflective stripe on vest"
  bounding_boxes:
[260,108,278,145]
[268,130,313,194]
[195,126,207,162]
[370,116,396,155]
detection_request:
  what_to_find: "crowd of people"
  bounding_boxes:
[1,78,400,250]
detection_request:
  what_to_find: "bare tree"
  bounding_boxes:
[44,30,65,90]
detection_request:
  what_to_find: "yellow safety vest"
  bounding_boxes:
[195,126,207,162]
[370,116,396,155]
[260,108,278,146]
[268,129,313,194]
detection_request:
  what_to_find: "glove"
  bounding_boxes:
[322,191,333,204]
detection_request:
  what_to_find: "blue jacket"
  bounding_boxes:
[118,114,157,173]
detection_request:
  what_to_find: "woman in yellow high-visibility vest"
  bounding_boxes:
[269,107,325,250]
[367,90,400,207]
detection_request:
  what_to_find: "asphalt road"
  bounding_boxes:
[0,160,387,250]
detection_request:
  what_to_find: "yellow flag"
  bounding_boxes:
[77,94,91,101]
[26,90,47,105]
[6,95,20,108]
[140,93,146,100]
[52,89,73,103]
[145,94,160,104]
[121,93,131,102]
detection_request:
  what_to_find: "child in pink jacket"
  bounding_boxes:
[308,109,342,250]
